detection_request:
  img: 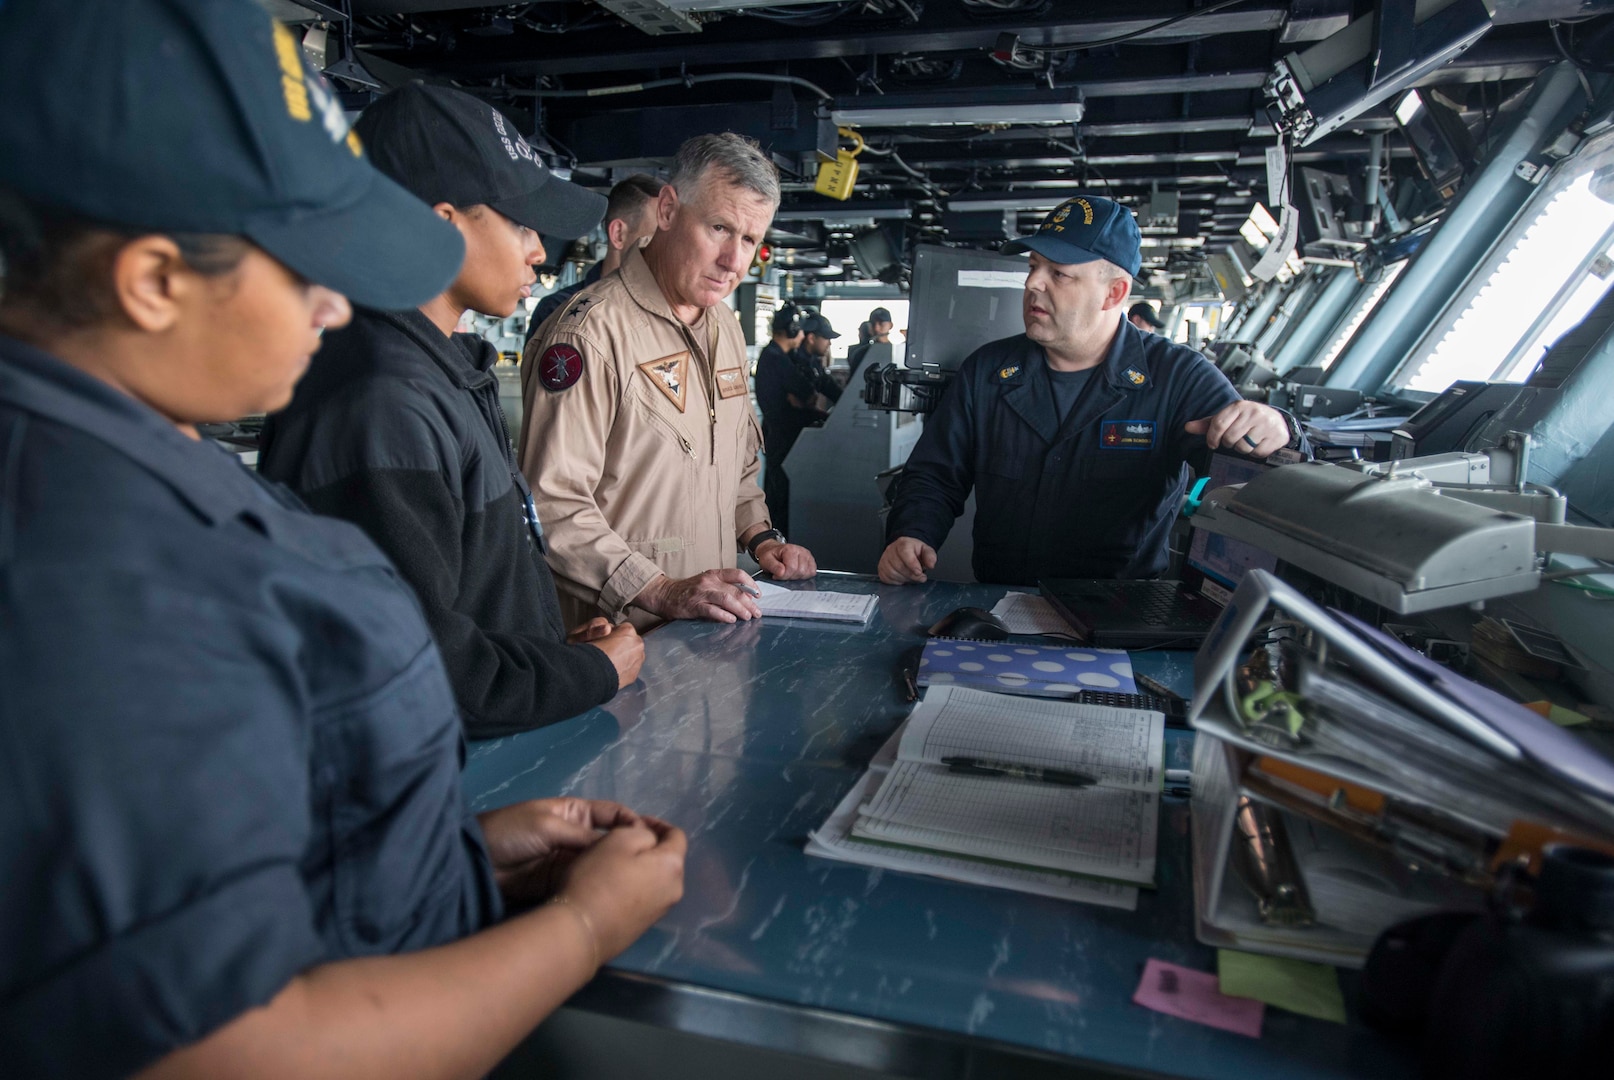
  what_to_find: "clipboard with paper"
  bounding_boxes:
[1185,569,1614,966]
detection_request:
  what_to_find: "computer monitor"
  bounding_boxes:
[1187,452,1281,592]
[903,244,1028,372]
[1390,381,1545,459]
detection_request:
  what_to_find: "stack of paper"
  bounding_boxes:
[987,591,1078,636]
[808,685,1165,907]
[755,580,878,624]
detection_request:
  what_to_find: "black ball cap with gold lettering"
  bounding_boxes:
[1003,194,1142,279]
[356,83,607,241]
[0,0,464,311]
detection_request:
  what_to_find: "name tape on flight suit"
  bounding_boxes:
[538,343,584,392]
[715,368,747,399]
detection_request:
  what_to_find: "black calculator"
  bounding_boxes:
[1076,690,1190,727]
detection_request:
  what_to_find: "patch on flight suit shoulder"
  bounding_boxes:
[998,365,1020,380]
[538,343,585,392]
[638,351,689,412]
[715,367,747,399]
[1101,419,1155,450]
[1123,366,1148,387]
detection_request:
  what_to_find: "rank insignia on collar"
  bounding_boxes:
[1123,367,1148,386]
[998,365,1021,380]
[538,343,584,392]
[638,351,689,412]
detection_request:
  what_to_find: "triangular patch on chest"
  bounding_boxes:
[637,351,689,413]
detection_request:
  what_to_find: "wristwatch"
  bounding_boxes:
[1279,409,1303,450]
[746,528,786,561]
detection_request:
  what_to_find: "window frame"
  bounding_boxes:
[1385,129,1614,392]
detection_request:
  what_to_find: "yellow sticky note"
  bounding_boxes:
[1217,949,1346,1024]
[1549,704,1590,727]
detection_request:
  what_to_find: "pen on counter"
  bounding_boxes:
[941,757,1098,787]
[902,668,919,703]
[1165,769,1192,786]
[738,582,762,598]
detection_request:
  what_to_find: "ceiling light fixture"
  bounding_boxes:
[831,87,1084,128]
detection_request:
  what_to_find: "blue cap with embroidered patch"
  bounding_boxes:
[0,0,464,311]
[1003,194,1141,279]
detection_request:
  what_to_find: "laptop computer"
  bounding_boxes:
[1040,452,1280,648]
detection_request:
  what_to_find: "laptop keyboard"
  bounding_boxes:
[1076,581,1204,626]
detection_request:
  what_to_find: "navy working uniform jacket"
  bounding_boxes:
[885,321,1242,585]
[0,337,502,1078]
[260,308,617,738]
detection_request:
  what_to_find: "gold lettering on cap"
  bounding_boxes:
[1075,198,1093,225]
[272,22,311,121]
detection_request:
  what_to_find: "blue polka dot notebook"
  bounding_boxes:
[917,639,1138,697]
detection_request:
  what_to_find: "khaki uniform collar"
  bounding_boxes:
[620,244,693,328]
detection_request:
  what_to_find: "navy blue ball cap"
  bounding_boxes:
[1003,194,1142,279]
[801,313,839,339]
[0,0,463,311]
[357,83,607,241]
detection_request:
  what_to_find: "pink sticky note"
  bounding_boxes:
[1132,958,1264,1038]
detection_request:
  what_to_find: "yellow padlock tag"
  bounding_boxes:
[815,149,859,201]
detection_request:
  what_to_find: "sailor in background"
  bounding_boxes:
[1128,301,1167,334]
[523,172,662,349]
[879,194,1302,587]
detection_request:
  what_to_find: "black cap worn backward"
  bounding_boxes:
[0,0,463,311]
[1003,194,1143,279]
[357,83,606,241]
[1129,302,1166,328]
[801,313,840,339]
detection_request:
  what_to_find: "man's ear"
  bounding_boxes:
[655,185,679,232]
[111,235,190,333]
[606,217,630,251]
[1103,273,1132,312]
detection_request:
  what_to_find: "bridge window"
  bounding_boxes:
[1389,133,1614,393]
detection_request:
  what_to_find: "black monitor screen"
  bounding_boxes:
[903,244,1028,372]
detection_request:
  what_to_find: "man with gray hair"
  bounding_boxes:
[520,133,817,628]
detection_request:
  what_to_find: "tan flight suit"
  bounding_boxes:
[519,246,770,628]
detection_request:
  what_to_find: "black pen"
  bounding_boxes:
[902,668,919,703]
[941,757,1098,787]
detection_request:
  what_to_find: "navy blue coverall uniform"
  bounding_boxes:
[0,336,502,1078]
[885,321,1242,585]
[754,341,837,535]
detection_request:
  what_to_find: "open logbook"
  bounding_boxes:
[809,684,1166,906]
